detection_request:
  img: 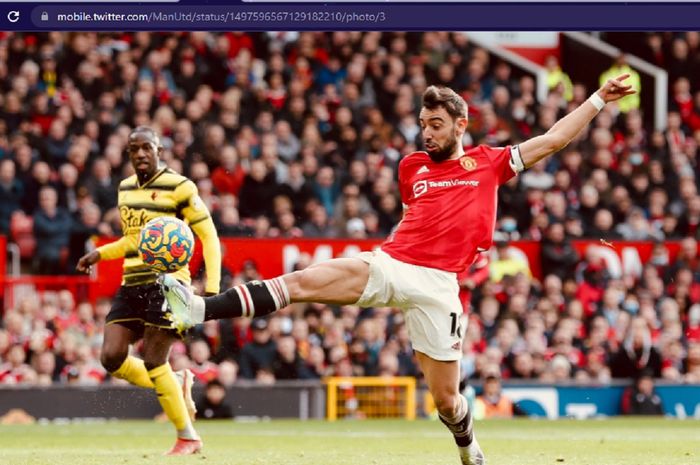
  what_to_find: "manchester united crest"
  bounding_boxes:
[460,156,477,171]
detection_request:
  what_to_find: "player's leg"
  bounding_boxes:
[416,352,484,465]
[160,257,370,332]
[142,326,201,455]
[101,287,153,388]
[144,283,201,455]
[399,264,484,465]
[102,323,154,388]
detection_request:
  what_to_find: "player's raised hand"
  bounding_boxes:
[76,250,101,274]
[597,73,636,103]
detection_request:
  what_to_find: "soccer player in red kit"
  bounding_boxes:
[161,75,634,464]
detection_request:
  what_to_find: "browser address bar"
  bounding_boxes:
[28,4,700,29]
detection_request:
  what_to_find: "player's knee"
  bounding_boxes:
[101,351,126,373]
[143,360,164,371]
[142,351,168,371]
[433,392,460,417]
[141,329,174,370]
[142,347,169,371]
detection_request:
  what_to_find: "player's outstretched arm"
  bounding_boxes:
[518,73,635,169]
[190,217,222,295]
[177,179,222,295]
[76,250,101,273]
[76,236,129,273]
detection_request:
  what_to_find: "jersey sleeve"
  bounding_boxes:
[175,180,210,225]
[190,218,222,294]
[397,156,413,207]
[96,183,130,259]
[175,179,222,293]
[485,145,520,185]
[96,236,129,260]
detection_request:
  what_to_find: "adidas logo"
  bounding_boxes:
[451,341,461,351]
[417,165,430,174]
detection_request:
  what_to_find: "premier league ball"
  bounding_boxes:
[138,217,195,273]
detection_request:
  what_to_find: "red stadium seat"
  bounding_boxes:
[9,211,36,259]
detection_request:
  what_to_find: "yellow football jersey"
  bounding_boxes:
[97,167,221,292]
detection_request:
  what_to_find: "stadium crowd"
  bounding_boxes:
[1,31,700,387]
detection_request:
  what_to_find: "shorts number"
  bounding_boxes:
[450,312,462,338]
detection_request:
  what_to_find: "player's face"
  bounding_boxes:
[419,106,464,162]
[127,131,161,180]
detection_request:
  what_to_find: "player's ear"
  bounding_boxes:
[455,116,468,135]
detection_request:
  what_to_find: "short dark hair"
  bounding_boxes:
[421,86,468,119]
[207,379,225,390]
[130,126,161,146]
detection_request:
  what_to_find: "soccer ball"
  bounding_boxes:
[138,217,195,273]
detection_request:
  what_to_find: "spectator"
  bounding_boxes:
[238,319,277,379]
[238,159,277,219]
[665,237,698,283]
[0,344,34,384]
[0,159,23,235]
[474,371,515,419]
[85,158,118,212]
[684,342,700,382]
[547,354,573,382]
[616,207,664,241]
[520,160,555,191]
[271,335,312,380]
[313,166,341,216]
[676,195,700,238]
[44,119,71,167]
[302,203,337,238]
[621,371,664,415]
[31,351,58,386]
[544,55,573,101]
[211,145,246,197]
[67,202,109,273]
[195,379,234,420]
[563,211,585,238]
[599,54,641,113]
[509,352,538,379]
[216,359,239,388]
[540,222,580,281]
[189,339,219,384]
[56,163,82,215]
[216,206,253,237]
[32,186,73,274]
[587,208,621,239]
[22,161,56,214]
[687,304,700,343]
[489,241,531,283]
[275,121,302,162]
[611,317,662,379]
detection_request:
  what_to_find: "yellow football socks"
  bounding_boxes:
[148,363,198,439]
[113,356,154,389]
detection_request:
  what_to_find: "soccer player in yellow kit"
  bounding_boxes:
[77,126,221,455]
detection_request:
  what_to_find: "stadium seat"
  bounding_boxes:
[9,211,36,259]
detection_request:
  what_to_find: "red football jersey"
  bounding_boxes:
[381,145,517,273]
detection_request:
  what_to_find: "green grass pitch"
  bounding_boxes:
[1,418,698,465]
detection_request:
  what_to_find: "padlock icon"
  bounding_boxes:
[41,11,48,21]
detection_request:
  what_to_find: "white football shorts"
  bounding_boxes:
[355,249,466,361]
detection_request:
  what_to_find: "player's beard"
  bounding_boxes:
[134,159,159,184]
[426,135,458,163]
[136,167,155,184]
